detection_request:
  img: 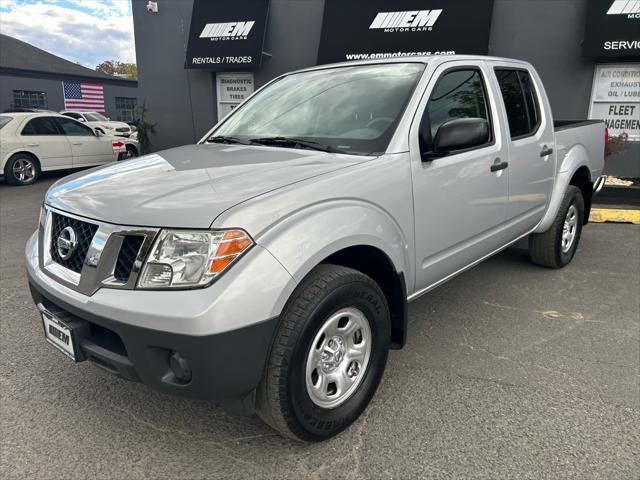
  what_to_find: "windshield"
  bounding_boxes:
[213,63,425,155]
[0,116,12,129]
[84,112,108,122]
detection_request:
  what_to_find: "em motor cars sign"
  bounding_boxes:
[317,0,494,65]
[583,0,640,58]
[185,0,269,70]
[588,64,640,141]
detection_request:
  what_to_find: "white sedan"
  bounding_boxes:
[60,111,133,137]
[0,112,139,186]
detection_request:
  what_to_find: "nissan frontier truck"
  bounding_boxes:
[26,56,606,441]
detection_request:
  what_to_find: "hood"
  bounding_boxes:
[98,121,129,129]
[86,120,131,129]
[46,143,370,228]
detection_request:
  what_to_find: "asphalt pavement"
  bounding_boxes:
[1,172,638,479]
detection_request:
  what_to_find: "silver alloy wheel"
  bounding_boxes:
[12,158,35,183]
[561,204,578,253]
[305,307,372,409]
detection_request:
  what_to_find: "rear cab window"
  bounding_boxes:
[495,68,541,139]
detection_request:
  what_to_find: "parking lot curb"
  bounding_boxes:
[589,208,640,225]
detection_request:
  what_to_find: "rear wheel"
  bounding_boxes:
[529,185,584,268]
[4,154,40,186]
[256,264,390,441]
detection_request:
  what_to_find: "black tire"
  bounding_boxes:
[256,264,390,441]
[4,153,40,186]
[529,185,584,268]
[118,144,138,161]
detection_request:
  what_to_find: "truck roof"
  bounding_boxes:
[291,54,532,75]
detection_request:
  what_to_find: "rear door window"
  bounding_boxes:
[495,69,541,138]
[21,116,62,135]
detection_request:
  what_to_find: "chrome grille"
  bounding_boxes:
[50,213,98,273]
[40,206,159,295]
[114,235,144,282]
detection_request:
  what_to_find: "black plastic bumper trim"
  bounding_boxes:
[29,279,278,408]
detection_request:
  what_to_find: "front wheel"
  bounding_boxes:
[256,264,390,441]
[529,185,584,268]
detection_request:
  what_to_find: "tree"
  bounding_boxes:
[95,60,137,79]
[95,60,115,75]
[136,99,156,154]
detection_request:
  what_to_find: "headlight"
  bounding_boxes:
[138,229,253,289]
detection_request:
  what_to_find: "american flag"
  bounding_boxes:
[62,82,105,112]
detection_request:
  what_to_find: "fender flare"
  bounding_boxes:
[256,199,411,287]
[534,144,592,233]
[1,149,40,172]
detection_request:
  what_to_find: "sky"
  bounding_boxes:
[0,0,136,68]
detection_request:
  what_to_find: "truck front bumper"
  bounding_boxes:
[26,230,296,413]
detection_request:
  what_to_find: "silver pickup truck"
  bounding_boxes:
[26,56,606,441]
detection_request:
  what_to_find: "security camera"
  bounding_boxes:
[146,1,158,13]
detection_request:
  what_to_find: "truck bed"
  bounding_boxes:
[553,119,605,185]
[554,119,603,132]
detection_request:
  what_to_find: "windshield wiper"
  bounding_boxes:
[250,136,345,153]
[207,135,251,145]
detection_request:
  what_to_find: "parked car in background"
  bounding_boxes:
[60,111,133,137]
[26,56,605,441]
[4,107,56,113]
[1,112,138,185]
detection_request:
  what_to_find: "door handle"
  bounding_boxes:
[71,142,83,145]
[26,143,39,147]
[490,160,509,172]
[540,146,553,157]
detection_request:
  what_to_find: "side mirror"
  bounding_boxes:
[432,118,490,156]
[94,129,102,137]
[78,117,85,122]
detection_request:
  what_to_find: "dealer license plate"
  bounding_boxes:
[41,310,76,361]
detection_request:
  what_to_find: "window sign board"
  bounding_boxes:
[186,0,269,70]
[583,0,640,58]
[216,73,254,120]
[588,64,640,141]
[317,0,494,65]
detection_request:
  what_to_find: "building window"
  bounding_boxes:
[115,97,137,123]
[13,90,48,109]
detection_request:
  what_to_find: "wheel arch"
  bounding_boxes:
[569,165,593,225]
[534,143,593,234]
[321,245,408,349]
[256,201,412,348]
[3,150,41,172]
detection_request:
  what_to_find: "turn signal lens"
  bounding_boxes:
[210,231,253,273]
[138,229,253,289]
